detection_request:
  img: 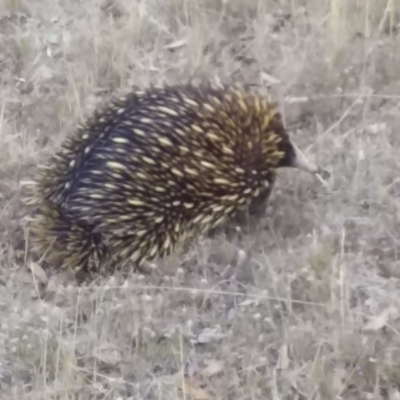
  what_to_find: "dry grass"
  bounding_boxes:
[2,0,400,398]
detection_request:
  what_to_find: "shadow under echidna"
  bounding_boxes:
[22,82,325,283]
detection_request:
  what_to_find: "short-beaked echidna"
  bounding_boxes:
[24,82,322,279]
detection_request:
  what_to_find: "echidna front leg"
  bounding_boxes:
[233,177,276,226]
[205,183,274,239]
[247,183,274,217]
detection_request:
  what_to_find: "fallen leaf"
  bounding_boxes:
[202,360,225,378]
[363,307,398,332]
[260,71,281,85]
[164,38,187,50]
[236,249,247,266]
[277,343,289,369]
[37,65,54,80]
[95,343,122,366]
[238,299,257,307]
[196,327,225,344]
[28,262,48,285]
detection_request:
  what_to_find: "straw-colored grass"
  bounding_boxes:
[1,0,400,398]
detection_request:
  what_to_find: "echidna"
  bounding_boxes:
[23,82,323,279]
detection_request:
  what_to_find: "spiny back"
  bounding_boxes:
[25,82,304,277]
[38,83,290,203]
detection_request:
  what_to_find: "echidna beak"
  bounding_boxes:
[291,142,321,174]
